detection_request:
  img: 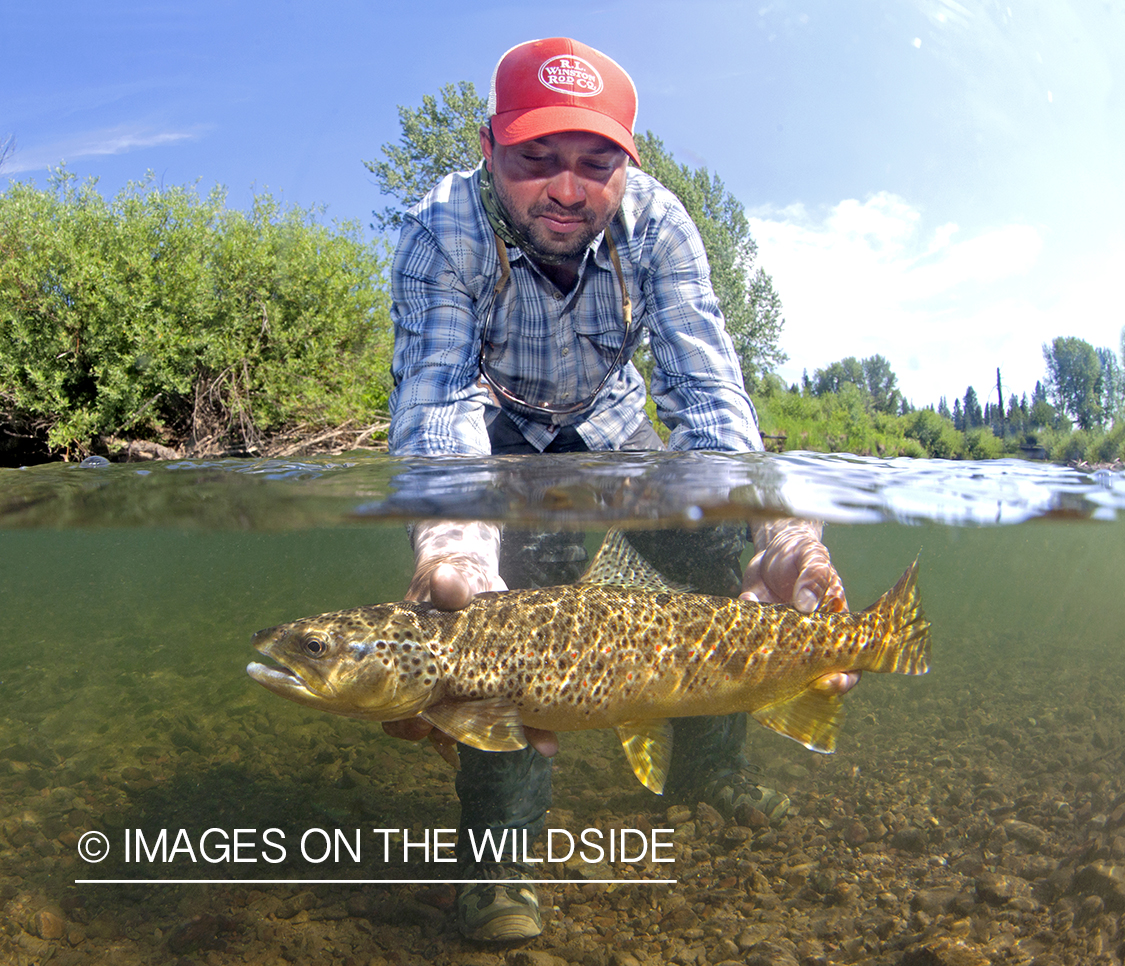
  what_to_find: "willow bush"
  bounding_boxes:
[0,170,393,460]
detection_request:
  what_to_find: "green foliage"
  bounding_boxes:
[811,354,903,415]
[963,427,1003,460]
[754,377,1123,465]
[903,408,964,460]
[0,170,392,459]
[634,132,786,385]
[363,81,489,231]
[753,380,918,457]
[1043,336,1113,431]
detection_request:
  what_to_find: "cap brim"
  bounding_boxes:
[492,106,640,165]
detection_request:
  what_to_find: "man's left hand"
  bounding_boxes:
[741,517,847,613]
[741,517,858,694]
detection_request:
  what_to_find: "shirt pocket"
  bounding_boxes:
[571,296,646,363]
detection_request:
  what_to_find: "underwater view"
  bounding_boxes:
[2,452,1125,966]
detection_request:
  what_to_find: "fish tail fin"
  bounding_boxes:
[858,556,930,675]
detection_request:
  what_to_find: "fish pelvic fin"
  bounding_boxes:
[752,687,844,753]
[615,719,674,794]
[427,730,461,770]
[420,698,528,752]
[858,556,931,676]
[580,529,688,593]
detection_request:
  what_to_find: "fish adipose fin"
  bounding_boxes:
[616,719,674,794]
[752,685,845,754]
[420,698,528,752]
[580,529,687,593]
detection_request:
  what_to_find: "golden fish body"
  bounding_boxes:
[248,530,930,792]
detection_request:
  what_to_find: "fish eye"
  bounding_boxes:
[301,637,329,658]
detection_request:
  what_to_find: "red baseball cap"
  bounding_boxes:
[487,38,640,164]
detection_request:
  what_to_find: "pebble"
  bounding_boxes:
[890,827,929,853]
[32,909,66,940]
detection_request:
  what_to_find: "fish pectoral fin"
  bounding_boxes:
[752,687,844,754]
[616,719,673,795]
[427,730,461,770]
[420,698,528,753]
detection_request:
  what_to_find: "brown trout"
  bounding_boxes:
[247,530,930,793]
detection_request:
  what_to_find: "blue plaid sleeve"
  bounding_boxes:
[387,214,492,457]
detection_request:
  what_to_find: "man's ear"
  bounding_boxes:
[479,124,493,171]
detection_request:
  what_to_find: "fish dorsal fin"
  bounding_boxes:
[615,719,674,794]
[580,528,682,592]
[420,698,528,753]
[751,680,845,753]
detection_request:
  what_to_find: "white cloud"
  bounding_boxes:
[3,125,203,174]
[747,192,1079,406]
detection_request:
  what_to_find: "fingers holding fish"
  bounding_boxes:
[813,670,862,695]
[743,517,848,613]
[406,554,508,608]
[523,726,559,758]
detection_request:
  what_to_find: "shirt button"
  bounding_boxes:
[553,291,564,301]
[561,347,570,356]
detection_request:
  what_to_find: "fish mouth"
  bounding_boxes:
[246,660,315,696]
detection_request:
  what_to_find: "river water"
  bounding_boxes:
[2,453,1124,965]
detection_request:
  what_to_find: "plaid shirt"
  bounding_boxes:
[388,165,762,456]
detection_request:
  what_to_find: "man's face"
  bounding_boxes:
[480,127,629,264]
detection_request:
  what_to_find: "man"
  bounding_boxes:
[386,37,851,942]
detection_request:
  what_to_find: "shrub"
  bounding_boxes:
[0,170,392,459]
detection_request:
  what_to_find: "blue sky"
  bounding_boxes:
[4,0,1124,408]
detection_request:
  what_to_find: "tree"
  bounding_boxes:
[363,81,489,231]
[363,91,789,384]
[962,387,983,429]
[1095,345,1124,425]
[0,134,13,172]
[1043,336,1104,430]
[861,354,903,414]
[634,133,786,385]
[811,354,902,414]
[812,357,865,396]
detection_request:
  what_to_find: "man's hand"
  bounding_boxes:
[406,555,485,610]
[742,518,859,696]
[385,548,560,756]
[742,518,848,613]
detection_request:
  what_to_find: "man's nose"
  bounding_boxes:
[547,168,586,207]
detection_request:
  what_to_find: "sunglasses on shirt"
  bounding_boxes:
[478,230,633,417]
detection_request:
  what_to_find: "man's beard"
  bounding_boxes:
[491,176,603,265]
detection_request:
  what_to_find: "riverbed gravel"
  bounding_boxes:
[2,621,1123,966]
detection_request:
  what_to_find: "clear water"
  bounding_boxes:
[2,453,1124,964]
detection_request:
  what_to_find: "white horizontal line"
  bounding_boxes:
[75,878,678,885]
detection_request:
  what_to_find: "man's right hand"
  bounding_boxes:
[406,557,482,610]
[385,550,559,757]
[383,554,486,742]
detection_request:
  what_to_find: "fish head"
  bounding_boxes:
[246,605,439,721]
